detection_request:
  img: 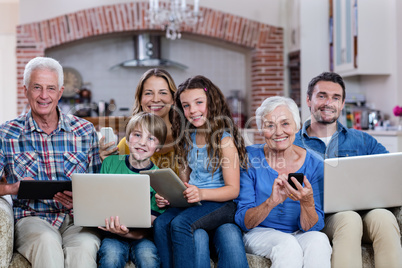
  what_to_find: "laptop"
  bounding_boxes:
[324,152,402,213]
[71,173,151,228]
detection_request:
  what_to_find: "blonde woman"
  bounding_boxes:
[100,68,178,174]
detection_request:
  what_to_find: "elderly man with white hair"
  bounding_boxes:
[0,57,101,268]
[235,96,332,268]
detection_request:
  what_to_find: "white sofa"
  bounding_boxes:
[1,196,402,268]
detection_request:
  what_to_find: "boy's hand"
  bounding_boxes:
[98,216,129,236]
[155,193,170,208]
[183,182,203,203]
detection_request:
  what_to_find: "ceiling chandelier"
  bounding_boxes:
[147,0,202,40]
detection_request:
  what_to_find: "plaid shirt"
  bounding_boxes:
[0,108,101,228]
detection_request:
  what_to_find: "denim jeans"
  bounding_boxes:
[194,223,249,268]
[153,201,236,268]
[98,237,159,268]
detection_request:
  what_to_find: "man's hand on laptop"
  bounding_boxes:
[54,191,73,209]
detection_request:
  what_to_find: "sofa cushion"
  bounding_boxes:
[0,197,13,268]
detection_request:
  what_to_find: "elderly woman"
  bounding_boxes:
[235,96,332,267]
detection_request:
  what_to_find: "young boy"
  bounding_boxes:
[97,112,167,268]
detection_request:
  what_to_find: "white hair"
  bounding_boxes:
[255,96,301,131]
[23,57,63,90]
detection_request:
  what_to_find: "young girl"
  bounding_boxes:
[153,75,248,268]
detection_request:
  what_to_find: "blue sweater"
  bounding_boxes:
[235,144,325,233]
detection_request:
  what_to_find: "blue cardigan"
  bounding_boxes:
[235,144,325,233]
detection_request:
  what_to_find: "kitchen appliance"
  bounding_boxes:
[345,105,381,130]
[111,34,188,70]
[92,100,116,117]
[368,110,381,130]
[74,88,92,117]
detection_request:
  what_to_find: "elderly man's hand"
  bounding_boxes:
[1,174,6,184]
[54,190,73,209]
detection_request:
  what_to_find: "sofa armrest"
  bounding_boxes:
[0,196,14,267]
[389,206,402,242]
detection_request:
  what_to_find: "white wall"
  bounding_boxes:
[349,0,398,125]
[299,0,330,122]
[0,0,286,124]
[299,0,401,127]
[7,0,402,127]
[45,35,248,117]
[0,0,18,123]
[19,0,284,27]
[396,0,402,106]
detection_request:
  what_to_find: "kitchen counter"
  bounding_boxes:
[363,129,402,152]
[364,129,402,136]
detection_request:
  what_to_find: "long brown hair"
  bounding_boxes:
[172,75,248,174]
[131,68,177,116]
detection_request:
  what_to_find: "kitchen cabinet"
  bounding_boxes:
[329,0,392,77]
[366,130,402,153]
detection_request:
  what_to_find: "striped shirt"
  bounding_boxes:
[0,108,101,228]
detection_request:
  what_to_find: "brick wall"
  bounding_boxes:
[16,2,283,143]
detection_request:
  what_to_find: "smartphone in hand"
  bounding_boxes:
[288,173,304,190]
[100,127,117,151]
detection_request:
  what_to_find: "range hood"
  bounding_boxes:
[112,34,187,70]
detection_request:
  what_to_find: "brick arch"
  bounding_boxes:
[16,2,283,138]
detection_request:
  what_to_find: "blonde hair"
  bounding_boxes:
[125,112,167,148]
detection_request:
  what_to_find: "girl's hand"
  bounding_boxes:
[155,193,170,208]
[99,136,118,162]
[183,182,202,203]
[98,216,129,236]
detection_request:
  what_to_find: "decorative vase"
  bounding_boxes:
[398,117,402,131]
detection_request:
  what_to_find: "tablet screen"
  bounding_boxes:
[17,180,72,200]
[140,168,201,207]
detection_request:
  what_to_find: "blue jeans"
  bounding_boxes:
[194,223,249,268]
[154,201,236,268]
[98,237,159,268]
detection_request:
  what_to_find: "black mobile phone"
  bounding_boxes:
[288,173,304,190]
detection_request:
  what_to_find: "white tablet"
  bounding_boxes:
[140,168,201,208]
